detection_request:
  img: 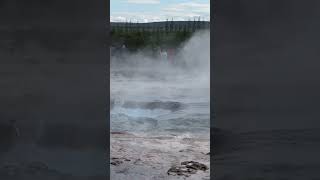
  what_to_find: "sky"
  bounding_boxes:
[110,0,210,22]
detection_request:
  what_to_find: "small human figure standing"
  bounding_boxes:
[160,49,168,62]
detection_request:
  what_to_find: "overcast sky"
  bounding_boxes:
[110,0,210,22]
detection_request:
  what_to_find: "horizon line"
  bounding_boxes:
[110,20,211,23]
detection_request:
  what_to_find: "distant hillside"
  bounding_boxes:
[110,21,210,32]
[110,21,210,51]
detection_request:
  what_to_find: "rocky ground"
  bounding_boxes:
[110,132,210,180]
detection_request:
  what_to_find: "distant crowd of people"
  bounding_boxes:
[111,44,177,64]
[157,47,176,63]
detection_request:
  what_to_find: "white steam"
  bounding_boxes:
[110,30,210,93]
[110,30,210,135]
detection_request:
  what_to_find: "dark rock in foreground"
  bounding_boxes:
[167,161,208,177]
[110,157,131,166]
[167,165,197,177]
[181,161,209,171]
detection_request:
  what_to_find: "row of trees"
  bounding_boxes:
[111,19,210,33]
[111,19,210,51]
[110,29,194,51]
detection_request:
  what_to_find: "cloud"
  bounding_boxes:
[127,0,160,4]
[162,1,210,19]
[111,12,163,22]
[111,0,210,22]
[110,16,127,22]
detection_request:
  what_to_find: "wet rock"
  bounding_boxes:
[201,151,210,155]
[167,165,197,177]
[181,161,208,171]
[110,157,131,166]
[110,160,123,166]
[167,161,208,177]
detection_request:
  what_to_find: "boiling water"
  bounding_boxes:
[110,31,210,179]
[111,62,210,139]
[111,30,210,139]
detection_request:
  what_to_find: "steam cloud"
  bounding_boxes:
[111,30,210,102]
[110,30,210,136]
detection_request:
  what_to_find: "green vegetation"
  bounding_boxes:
[110,29,193,51]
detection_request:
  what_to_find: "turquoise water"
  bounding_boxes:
[110,66,210,138]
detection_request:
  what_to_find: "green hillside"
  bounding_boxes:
[110,29,194,51]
